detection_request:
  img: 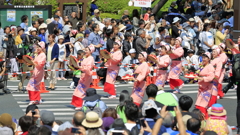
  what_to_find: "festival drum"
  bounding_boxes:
[100,49,111,59]
[148,54,158,64]
[184,72,198,79]
[69,55,79,69]
[22,55,34,65]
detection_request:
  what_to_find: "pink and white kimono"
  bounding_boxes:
[71,56,95,107]
[168,47,184,89]
[131,61,150,106]
[27,52,46,101]
[104,50,123,96]
[209,57,222,106]
[155,55,170,88]
[195,64,215,118]
[218,52,228,97]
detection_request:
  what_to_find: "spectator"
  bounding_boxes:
[86,20,94,32]
[192,109,206,132]
[204,103,229,135]
[180,22,193,50]
[102,117,115,133]
[69,10,80,29]
[73,34,84,57]
[186,49,199,70]
[82,30,90,47]
[82,88,107,115]
[215,23,228,45]
[46,34,59,90]
[36,126,52,135]
[162,112,175,134]
[116,90,133,123]
[38,23,47,43]
[135,29,150,55]
[0,113,16,134]
[15,27,24,46]
[20,15,29,32]
[171,17,181,38]
[51,10,64,25]
[92,9,101,24]
[102,108,118,119]
[82,111,105,135]
[72,111,85,127]
[40,110,58,135]
[187,118,201,135]
[203,131,218,135]
[18,116,34,135]
[25,104,40,123]
[28,125,39,135]
[178,95,198,118]
[168,1,177,13]
[199,23,214,52]
[132,9,140,32]
[107,118,128,135]
[90,0,98,16]
[106,29,114,52]
[124,102,139,131]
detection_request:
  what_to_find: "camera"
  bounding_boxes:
[32,111,36,116]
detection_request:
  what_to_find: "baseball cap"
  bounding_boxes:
[85,30,90,35]
[54,15,60,19]
[40,110,55,125]
[129,48,136,54]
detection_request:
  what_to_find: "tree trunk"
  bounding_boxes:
[152,0,168,15]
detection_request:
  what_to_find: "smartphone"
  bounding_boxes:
[140,119,146,127]
[166,106,175,111]
[71,127,80,133]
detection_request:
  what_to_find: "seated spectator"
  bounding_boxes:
[155,86,178,116]
[140,84,164,114]
[25,104,40,123]
[162,112,175,134]
[18,116,34,135]
[82,88,107,116]
[178,95,198,118]
[40,110,58,135]
[102,117,115,133]
[102,108,118,119]
[204,103,229,135]
[82,111,105,135]
[36,125,52,135]
[0,113,16,133]
[116,90,133,123]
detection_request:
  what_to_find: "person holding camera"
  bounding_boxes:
[26,41,46,105]
[0,62,8,93]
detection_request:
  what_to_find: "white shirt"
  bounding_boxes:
[199,31,214,51]
[186,55,199,69]
[74,41,84,57]
[125,123,137,131]
[58,43,66,62]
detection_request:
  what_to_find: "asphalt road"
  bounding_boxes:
[0,79,238,131]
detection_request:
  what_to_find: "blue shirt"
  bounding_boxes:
[64,35,71,57]
[20,23,28,32]
[171,130,198,135]
[88,32,101,55]
[144,118,166,135]
[38,34,46,43]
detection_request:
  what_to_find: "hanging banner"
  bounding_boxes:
[7,10,16,22]
[134,0,151,7]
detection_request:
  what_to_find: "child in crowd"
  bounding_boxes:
[57,35,72,80]
[143,8,152,21]
[74,34,85,57]
[69,50,85,89]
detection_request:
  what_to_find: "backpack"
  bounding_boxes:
[82,101,103,118]
[232,53,240,82]
[130,124,141,135]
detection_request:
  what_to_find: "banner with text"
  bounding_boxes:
[134,0,151,7]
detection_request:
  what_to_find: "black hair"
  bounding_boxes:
[149,14,155,18]
[28,125,39,135]
[187,118,201,133]
[21,15,28,23]
[32,21,38,27]
[77,50,85,55]
[65,21,73,26]
[19,116,34,132]
[146,84,158,98]
[54,10,60,15]
[106,29,113,37]
[42,121,54,127]
[92,23,98,31]
[138,19,145,26]
[132,9,140,18]
[186,8,193,15]
[203,23,210,31]
[111,19,116,24]
[4,26,10,31]
[192,108,204,121]
[38,18,44,25]
[216,23,223,30]
[122,15,129,20]
[77,22,84,31]
[179,95,193,111]
[55,120,63,125]
[125,20,130,25]
[201,6,206,11]
[124,32,132,39]
[36,126,51,135]
[118,90,132,111]
[88,20,94,26]
[158,27,165,33]
[25,104,38,114]
[124,102,139,121]
[203,131,218,135]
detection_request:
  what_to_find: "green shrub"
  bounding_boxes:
[100,13,122,19]
[95,0,128,14]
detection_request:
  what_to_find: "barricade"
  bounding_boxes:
[90,68,102,89]
[39,76,49,93]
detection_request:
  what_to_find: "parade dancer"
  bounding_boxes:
[195,52,215,118]
[168,37,184,93]
[209,45,222,106]
[218,43,228,98]
[131,52,150,106]
[27,42,46,105]
[104,41,123,99]
[155,45,171,90]
[71,45,95,110]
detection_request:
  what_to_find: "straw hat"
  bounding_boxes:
[208,103,227,116]
[39,23,47,29]
[118,24,126,32]
[46,19,52,25]
[82,111,103,128]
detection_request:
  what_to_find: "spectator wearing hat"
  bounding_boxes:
[215,23,228,45]
[73,34,84,56]
[38,23,47,43]
[51,10,64,26]
[82,111,105,135]
[26,41,46,105]
[180,22,193,50]
[0,113,16,134]
[205,103,229,135]
[194,52,215,118]
[90,0,98,16]
[29,28,39,40]
[82,30,90,48]
[40,110,59,135]
[171,17,181,38]
[107,118,130,135]
[125,24,133,33]
[82,88,107,113]
[92,9,101,24]
[118,48,137,81]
